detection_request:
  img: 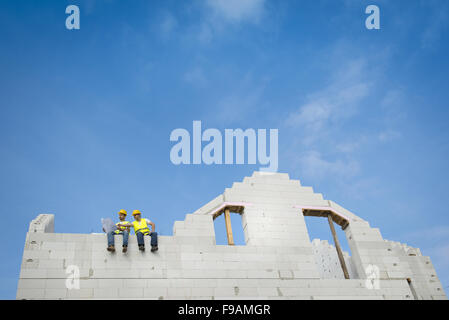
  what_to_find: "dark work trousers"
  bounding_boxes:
[136,231,158,246]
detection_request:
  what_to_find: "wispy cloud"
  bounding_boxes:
[377,89,406,142]
[283,41,408,184]
[420,0,449,49]
[378,129,401,142]
[205,0,266,24]
[185,0,267,43]
[183,67,208,87]
[404,225,449,241]
[284,56,372,180]
[381,89,407,120]
[296,150,360,180]
[428,244,449,267]
[402,225,449,291]
[159,12,178,40]
[286,58,371,145]
[335,137,367,154]
[212,84,266,125]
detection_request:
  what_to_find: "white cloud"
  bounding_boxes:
[378,129,401,142]
[205,0,265,24]
[376,89,406,142]
[381,89,403,108]
[284,58,371,182]
[213,86,265,124]
[197,22,214,43]
[283,44,407,186]
[188,0,266,43]
[336,138,366,153]
[402,225,449,291]
[286,58,371,145]
[288,83,369,132]
[401,225,449,269]
[297,150,360,180]
[381,89,407,121]
[404,225,449,241]
[159,13,178,40]
[183,67,207,87]
[429,244,449,266]
[421,1,449,49]
[178,0,267,44]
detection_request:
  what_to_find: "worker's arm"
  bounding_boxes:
[117,222,132,228]
[149,221,156,232]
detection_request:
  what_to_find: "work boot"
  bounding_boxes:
[122,245,128,253]
[151,245,158,252]
[107,245,115,252]
[139,245,145,251]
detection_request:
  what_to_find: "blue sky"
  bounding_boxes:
[1,0,448,299]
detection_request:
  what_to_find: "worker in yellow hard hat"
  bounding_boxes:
[118,209,158,252]
[107,209,131,253]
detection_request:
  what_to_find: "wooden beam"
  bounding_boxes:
[224,208,234,245]
[327,213,350,279]
[302,208,349,229]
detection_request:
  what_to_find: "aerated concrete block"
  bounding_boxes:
[16,172,447,300]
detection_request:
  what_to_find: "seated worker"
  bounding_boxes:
[106,209,130,253]
[118,210,158,252]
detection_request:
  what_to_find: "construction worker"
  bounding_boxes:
[118,210,158,252]
[107,209,130,253]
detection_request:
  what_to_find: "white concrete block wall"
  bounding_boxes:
[384,240,447,299]
[28,214,54,233]
[16,172,447,300]
[311,239,357,279]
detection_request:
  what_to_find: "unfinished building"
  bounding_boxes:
[17,172,447,299]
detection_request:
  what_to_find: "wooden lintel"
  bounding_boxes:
[303,209,349,230]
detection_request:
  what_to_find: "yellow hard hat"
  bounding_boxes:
[132,210,141,216]
[118,209,127,216]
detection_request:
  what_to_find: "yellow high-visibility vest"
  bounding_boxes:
[132,219,150,235]
[115,221,130,234]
